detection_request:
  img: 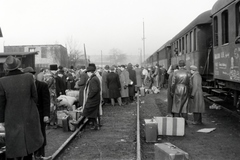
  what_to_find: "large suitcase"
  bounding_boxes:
[155,117,185,136]
[154,143,189,160]
[144,119,158,142]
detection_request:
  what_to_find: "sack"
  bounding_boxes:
[57,95,77,110]
[66,90,79,100]
[152,86,160,94]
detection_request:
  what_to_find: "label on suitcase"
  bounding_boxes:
[155,117,185,136]
[154,143,189,160]
[144,119,158,142]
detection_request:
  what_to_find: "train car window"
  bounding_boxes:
[194,28,197,51]
[179,39,182,53]
[213,16,218,46]
[182,37,184,53]
[29,48,35,52]
[236,2,240,37]
[222,10,229,44]
[190,31,194,52]
[186,34,188,53]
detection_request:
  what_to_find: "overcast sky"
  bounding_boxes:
[0,0,217,60]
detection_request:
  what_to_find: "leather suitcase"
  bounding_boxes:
[154,143,189,160]
[155,117,185,136]
[144,119,158,142]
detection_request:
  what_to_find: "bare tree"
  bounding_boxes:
[65,37,84,68]
[108,48,127,65]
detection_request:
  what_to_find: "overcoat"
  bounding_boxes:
[127,65,136,97]
[82,74,101,118]
[188,71,205,113]
[35,80,51,146]
[135,67,142,87]
[119,69,130,98]
[171,68,191,113]
[0,70,43,158]
[78,71,89,107]
[102,70,109,99]
[106,72,121,98]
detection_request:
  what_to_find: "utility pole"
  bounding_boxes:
[101,50,103,67]
[142,19,146,66]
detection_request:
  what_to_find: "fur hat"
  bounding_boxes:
[3,56,21,71]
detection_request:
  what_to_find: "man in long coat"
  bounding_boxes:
[0,56,43,159]
[106,66,122,106]
[102,65,110,104]
[171,60,191,123]
[189,65,205,125]
[119,65,130,104]
[77,66,88,107]
[23,67,51,159]
[127,63,136,103]
[82,65,101,130]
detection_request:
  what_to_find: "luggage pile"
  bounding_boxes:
[55,90,82,132]
[144,117,189,160]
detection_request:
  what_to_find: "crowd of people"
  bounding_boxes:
[0,55,205,160]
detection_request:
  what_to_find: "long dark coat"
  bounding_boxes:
[119,69,130,98]
[78,71,89,107]
[171,68,191,113]
[0,70,43,158]
[82,74,101,118]
[188,71,205,113]
[102,70,109,99]
[127,66,136,97]
[35,80,50,146]
[106,72,121,99]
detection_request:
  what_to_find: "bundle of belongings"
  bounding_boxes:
[56,94,82,131]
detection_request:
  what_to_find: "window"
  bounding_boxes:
[186,35,188,53]
[179,39,182,52]
[236,2,240,36]
[222,10,229,44]
[182,37,184,53]
[213,16,218,46]
[190,31,193,52]
[29,48,35,52]
[194,29,197,51]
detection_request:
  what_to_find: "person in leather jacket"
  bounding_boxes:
[171,60,191,123]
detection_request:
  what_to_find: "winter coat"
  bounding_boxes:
[35,80,51,146]
[82,74,101,118]
[102,70,110,99]
[119,69,130,98]
[106,72,121,99]
[135,67,142,87]
[78,72,89,107]
[188,71,205,113]
[127,66,136,97]
[0,70,43,158]
[171,68,191,113]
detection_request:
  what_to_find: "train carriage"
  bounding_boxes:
[211,0,240,106]
[170,10,213,80]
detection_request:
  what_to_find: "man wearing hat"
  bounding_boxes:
[82,65,101,130]
[171,60,191,123]
[0,56,44,159]
[188,65,205,125]
[23,67,51,160]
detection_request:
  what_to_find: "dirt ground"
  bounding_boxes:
[140,89,240,160]
[45,88,240,160]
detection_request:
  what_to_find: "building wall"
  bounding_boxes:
[4,44,68,70]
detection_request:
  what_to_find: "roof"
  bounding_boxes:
[171,10,211,43]
[211,0,235,16]
[0,52,38,57]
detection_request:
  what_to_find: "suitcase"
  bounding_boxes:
[144,119,158,142]
[154,143,189,160]
[155,117,185,136]
[62,116,69,132]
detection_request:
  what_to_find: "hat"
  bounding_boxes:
[23,66,36,74]
[3,56,21,71]
[104,65,110,70]
[190,65,198,71]
[178,60,186,67]
[86,65,96,72]
[110,66,115,71]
